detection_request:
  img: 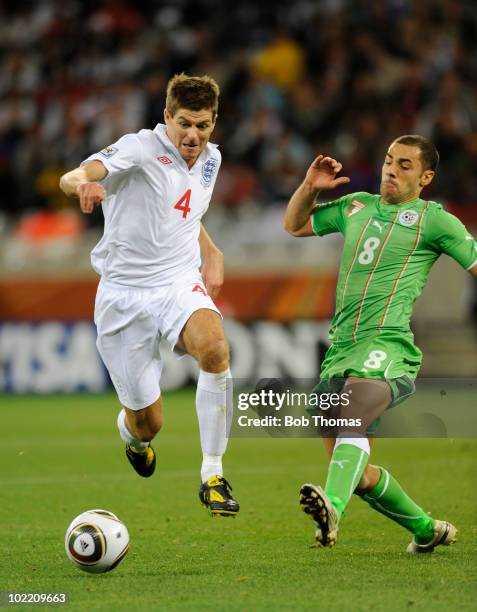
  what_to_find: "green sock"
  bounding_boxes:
[362,467,435,543]
[324,443,369,521]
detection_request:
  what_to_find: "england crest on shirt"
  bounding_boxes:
[399,210,418,226]
[201,157,218,188]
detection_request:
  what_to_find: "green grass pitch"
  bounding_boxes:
[0,390,476,611]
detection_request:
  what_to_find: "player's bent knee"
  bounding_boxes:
[197,337,229,372]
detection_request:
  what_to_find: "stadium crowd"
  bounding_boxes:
[0,0,476,225]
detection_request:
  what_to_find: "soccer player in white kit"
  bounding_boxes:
[60,74,239,516]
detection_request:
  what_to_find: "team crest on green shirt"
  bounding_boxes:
[398,210,418,226]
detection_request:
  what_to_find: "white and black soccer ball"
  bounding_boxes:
[65,509,129,574]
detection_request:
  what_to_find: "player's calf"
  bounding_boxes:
[124,406,162,442]
[117,407,160,477]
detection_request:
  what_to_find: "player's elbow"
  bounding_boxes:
[59,173,75,197]
[283,220,306,237]
[59,166,88,197]
[283,219,298,236]
[59,173,70,195]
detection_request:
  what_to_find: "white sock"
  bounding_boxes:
[201,454,223,482]
[335,434,370,455]
[196,368,232,482]
[117,409,149,451]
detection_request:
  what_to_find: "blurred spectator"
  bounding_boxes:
[251,31,306,92]
[0,0,475,226]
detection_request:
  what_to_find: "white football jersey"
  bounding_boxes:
[82,124,221,287]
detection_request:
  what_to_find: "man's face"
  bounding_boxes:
[380,142,434,204]
[164,107,216,168]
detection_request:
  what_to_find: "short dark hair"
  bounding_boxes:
[166,73,220,121]
[393,134,439,172]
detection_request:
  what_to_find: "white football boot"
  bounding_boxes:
[406,520,457,553]
[300,484,339,547]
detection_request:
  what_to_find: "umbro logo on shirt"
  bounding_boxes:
[157,156,172,165]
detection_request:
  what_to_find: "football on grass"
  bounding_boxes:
[65,509,129,573]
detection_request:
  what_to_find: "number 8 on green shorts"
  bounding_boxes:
[319,332,421,410]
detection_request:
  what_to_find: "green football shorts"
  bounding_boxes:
[313,333,422,434]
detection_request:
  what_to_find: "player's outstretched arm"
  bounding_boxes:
[199,224,224,299]
[59,160,108,214]
[284,156,350,237]
[470,263,477,278]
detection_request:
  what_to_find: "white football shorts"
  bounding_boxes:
[94,273,221,410]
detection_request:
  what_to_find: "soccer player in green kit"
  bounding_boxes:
[284,135,477,552]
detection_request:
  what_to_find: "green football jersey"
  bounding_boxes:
[311,192,477,343]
